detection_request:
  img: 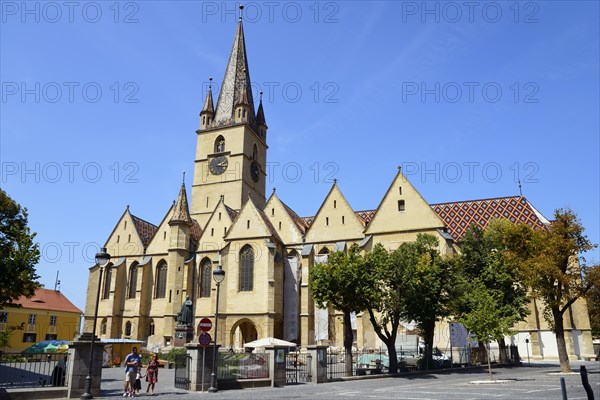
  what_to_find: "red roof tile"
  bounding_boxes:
[130,214,158,247]
[431,196,548,241]
[12,288,82,314]
[355,210,376,226]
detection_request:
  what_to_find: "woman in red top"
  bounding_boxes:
[146,354,159,395]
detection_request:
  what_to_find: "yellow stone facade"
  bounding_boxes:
[1,288,82,352]
[83,19,595,360]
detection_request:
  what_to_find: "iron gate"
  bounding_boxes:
[174,354,190,390]
[286,352,311,384]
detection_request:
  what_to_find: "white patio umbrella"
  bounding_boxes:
[243,337,297,348]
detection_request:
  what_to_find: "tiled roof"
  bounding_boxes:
[130,214,158,247]
[298,196,548,242]
[280,200,309,233]
[12,288,82,314]
[301,216,314,227]
[225,205,239,222]
[190,219,202,242]
[355,210,376,226]
[170,183,193,225]
[431,196,548,241]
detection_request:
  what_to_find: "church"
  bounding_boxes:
[84,14,595,361]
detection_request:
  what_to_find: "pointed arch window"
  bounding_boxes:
[125,321,132,336]
[156,261,168,299]
[252,144,258,160]
[240,245,254,292]
[127,263,138,299]
[199,259,212,298]
[149,319,155,336]
[100,318,107,335]
[215,135,225,153]
[102,265,113,300]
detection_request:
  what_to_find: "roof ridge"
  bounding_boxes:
[430,195,523,206]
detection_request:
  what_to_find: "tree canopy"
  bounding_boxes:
[309,245,369,375]
[0,189,41,308]
[524,208,597,372]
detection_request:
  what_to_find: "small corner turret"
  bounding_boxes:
[199,77,215,130]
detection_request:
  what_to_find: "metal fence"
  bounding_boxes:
[0,353,70,389]
[217,352,270,380]
[326,349,389,381]
[286,351,311,384]
[174,353,191,390]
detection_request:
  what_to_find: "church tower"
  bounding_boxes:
[191,8,268,227]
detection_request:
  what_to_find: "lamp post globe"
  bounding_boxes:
[81,247,111,399]
[208,264,225,393]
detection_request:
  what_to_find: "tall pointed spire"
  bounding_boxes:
[214,5,256,127]
[170,174,193,226]
[256,91,266,126]
[201,77,215,114]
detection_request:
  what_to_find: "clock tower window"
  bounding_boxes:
[215,136,226,153]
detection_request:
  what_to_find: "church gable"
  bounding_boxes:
[198,198,236,252]
[304,182,365,244]
[365,169,446,235]
[264,191,306,245]
[104,207,152,257]
[145,204,175,255]
[226,197,281,242]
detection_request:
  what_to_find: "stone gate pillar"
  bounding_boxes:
[67,334,105,398]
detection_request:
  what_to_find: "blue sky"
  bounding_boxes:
[1,1,599,311]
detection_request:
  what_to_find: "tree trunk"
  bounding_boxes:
[343,312,353,377]
[553,308,571,373]
[421,320,436,370]
[366,309,399,373]
[498,338,508,363]
[387,340,398,374]
[486,342,493,381]
[477,340,487,365]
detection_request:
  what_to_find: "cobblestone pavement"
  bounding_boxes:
[96,361,599,400]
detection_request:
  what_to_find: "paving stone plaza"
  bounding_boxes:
[94,361,599,400]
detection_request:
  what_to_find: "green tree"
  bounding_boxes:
[391,234,457,370]
[457,221,531,363]
[457,280,515,380]
[309,245,369,376]
[362,243,402,373]
[0,189,41,308]
[525,209,597,373]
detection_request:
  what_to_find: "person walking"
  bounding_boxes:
[145,353,159,395]
[123,347,142,397]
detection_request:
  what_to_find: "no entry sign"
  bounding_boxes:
[199,332,211,347]
[199,317,212,332]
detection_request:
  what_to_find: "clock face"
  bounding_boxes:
[209,156,228,175]
[250,161,260,182]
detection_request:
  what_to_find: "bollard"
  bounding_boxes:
[560,377,568,400]
[580,366,595,400]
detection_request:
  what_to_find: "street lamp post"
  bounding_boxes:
[81,247,111,400]
[208,264,225,393]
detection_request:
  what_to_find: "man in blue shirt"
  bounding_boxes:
[123,347,142,397]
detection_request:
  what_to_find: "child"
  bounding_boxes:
[134,369,144,396]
